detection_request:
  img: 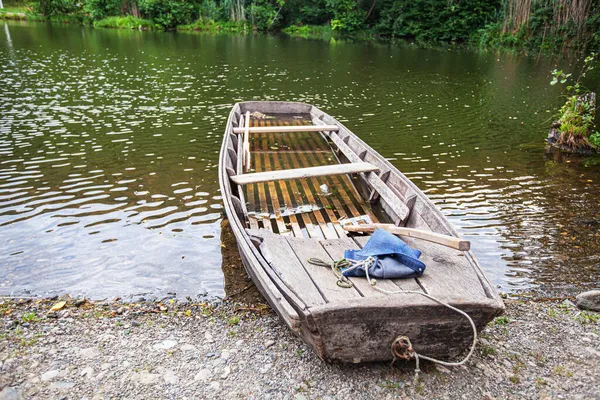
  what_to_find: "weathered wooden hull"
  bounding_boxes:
[219,101,504,363]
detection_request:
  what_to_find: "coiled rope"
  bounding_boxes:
[308,256,478,385]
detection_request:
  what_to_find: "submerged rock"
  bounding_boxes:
[576,290,600,312]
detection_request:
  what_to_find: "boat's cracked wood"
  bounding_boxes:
[309,298,500,362]
[405,215,486,301]
[248,229,326,308]
[285,236,362,302]
[231,162,379,186]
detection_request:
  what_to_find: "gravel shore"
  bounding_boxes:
[1,296,599,400]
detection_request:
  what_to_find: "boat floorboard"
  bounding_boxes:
[245,117,377,239]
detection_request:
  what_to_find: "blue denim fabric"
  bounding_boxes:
[343,228,426,279]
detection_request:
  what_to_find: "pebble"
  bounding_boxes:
[265,340,276,348]
[576,290,600,311]
[132,372,161,385]
[0,387,23,400]
[80,367,94,379]
[194,369,212,381]
[50,381,75,389]
[163,369,178,384]
[181,343,197,352]
[152,340,178,350]
[41,370,60,381]
[78,347,100,358]
[221,366,231,379]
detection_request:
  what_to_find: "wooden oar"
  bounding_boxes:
[343,223,470,251]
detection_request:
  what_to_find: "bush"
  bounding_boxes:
[248,0,280,31]
[83,0,121,20]
[326,0,365,33]
[375,0,499,42]
[138,0,197,29]
[28,0,79,16]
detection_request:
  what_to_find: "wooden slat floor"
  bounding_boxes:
[244,116,378,239]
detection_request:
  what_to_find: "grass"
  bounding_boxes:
[177,19,248,33]
[480,344,496,357]
[494,316,510,325]
[282,24,332,40]
[94,16,160,31]
[0,6,28,13]
[575,310,599,325]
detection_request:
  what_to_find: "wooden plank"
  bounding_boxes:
[286,236,363,302]
[280,139,338,240]
[352,235,423,292]
[231,162,379,186]
[407,213,486,301]
[344,223,470,251]
[234,115,249,222]
[233,125,339,134]
[260,152,289,235]
[278,148,325,239]
[284,135,348,238]
[247,229,326,308]
[303,148,378,225]
[320,237,401,297]
[243,111,250,171]
[253,154,273,232]
[269,152,303,237]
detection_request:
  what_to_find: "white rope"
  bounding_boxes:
[343,256,478,384]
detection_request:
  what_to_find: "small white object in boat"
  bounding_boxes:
[320,184,329,195]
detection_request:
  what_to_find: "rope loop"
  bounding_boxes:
[391,336,414,360]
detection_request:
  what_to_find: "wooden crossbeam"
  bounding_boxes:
[312,118,410,224]
[233,125,339,134]
[231,162,379,186]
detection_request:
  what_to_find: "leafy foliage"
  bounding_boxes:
[137,0,197,28]
[326,0,365,33]
[83,0,120,20]
[375,0,500,42]
[551,53,600,151]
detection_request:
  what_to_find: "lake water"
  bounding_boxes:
[1,21,599,299]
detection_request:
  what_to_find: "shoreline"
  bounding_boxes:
[0,12,591,57]
[1,296,598,399]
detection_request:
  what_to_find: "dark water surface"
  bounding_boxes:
[1,21,599,299]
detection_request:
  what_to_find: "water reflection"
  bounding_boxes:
[0,21,599,298]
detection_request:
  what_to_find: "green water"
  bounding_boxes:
[1,21,599,299]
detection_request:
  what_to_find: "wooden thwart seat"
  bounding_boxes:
[233,125,339,134]
[232,162,379,185]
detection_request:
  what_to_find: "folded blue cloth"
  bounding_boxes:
[343,229,426,279]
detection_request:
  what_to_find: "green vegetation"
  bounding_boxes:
[2,0,599,53]
[549,53,599,153]
[95,15,159,29]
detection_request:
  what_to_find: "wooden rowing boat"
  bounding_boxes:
[219,101,504,363]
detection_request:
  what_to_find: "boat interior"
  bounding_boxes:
[222,103,498,308]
